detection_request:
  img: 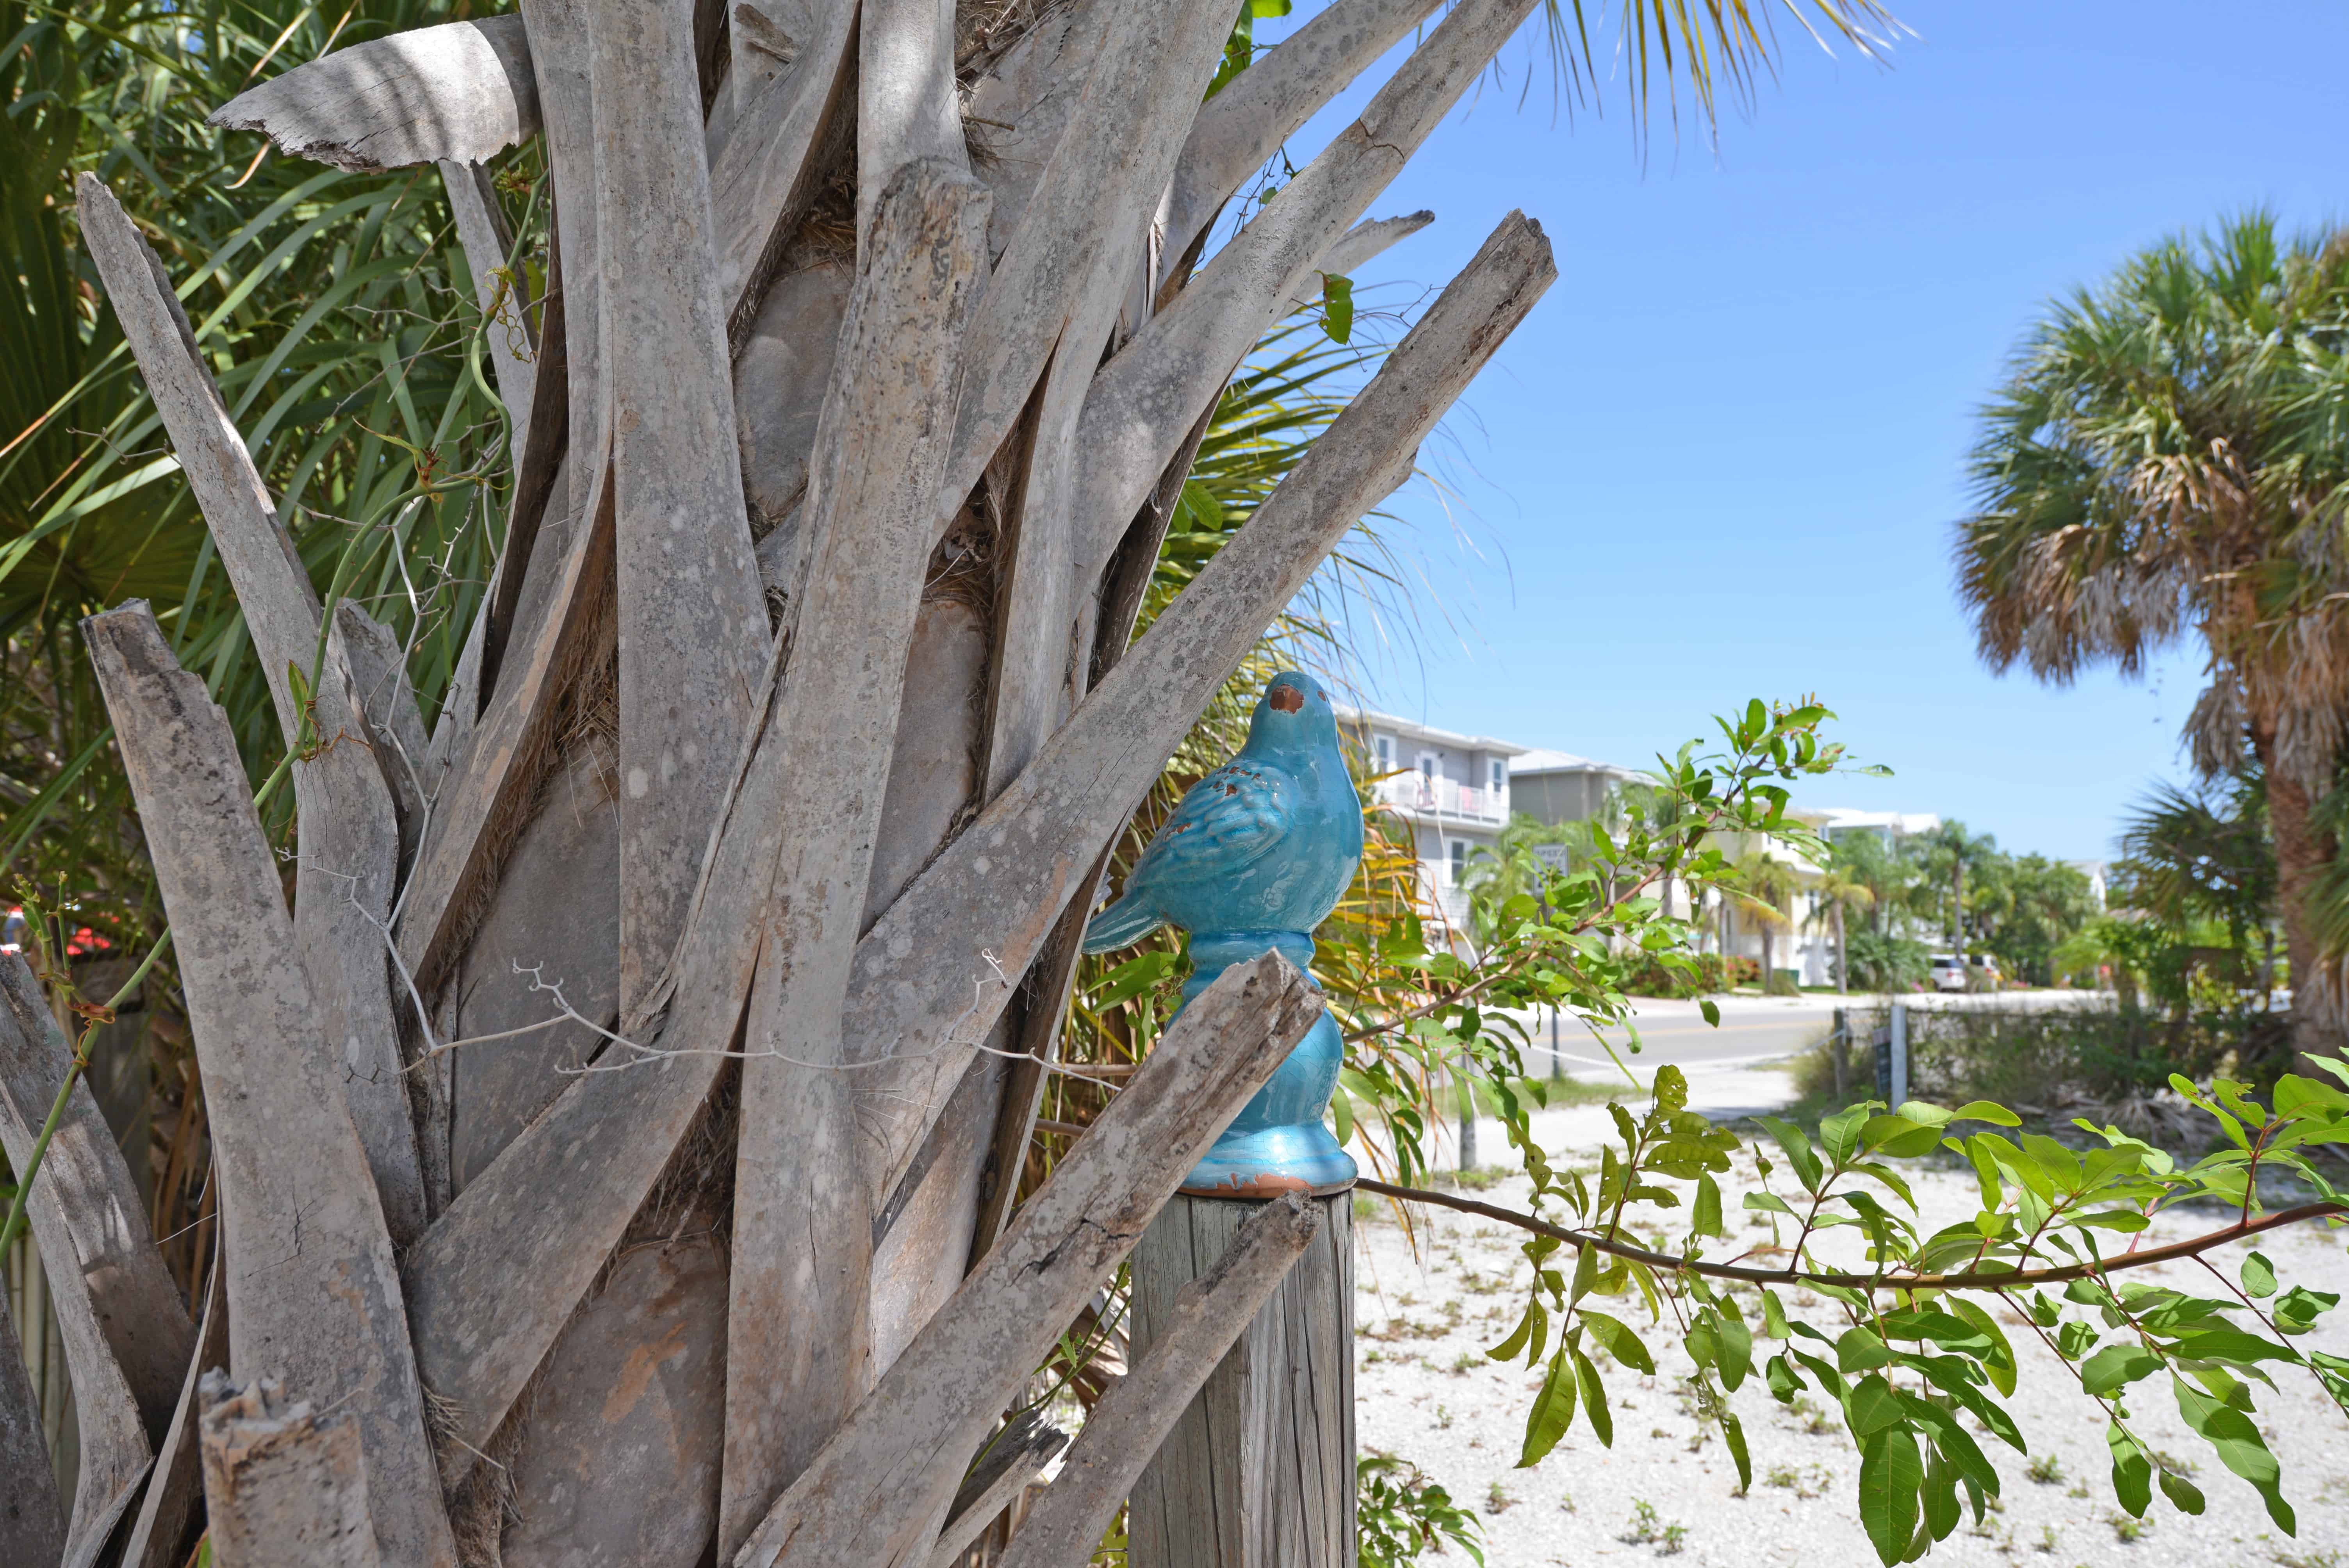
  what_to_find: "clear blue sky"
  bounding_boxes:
[1250,0,2345,863]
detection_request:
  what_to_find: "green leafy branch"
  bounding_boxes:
[1322,697,1852,1185]
[1363,1057,2349,1563]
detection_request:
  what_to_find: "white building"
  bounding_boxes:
[1814,807,1943,848]
[1332,708,1964,989]
[1337,706,1527,930]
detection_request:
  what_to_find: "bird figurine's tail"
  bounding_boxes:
[1080,892,1163,954]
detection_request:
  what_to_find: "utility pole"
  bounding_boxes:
[1456,1069,1479,1173]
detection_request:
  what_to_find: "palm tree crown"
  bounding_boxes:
[1955,214,2349,1053]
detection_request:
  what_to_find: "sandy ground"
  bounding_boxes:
[1352,1052,2349,1568]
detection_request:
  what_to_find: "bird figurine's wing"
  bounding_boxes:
[1129,761,1293,888]
[1081,761,1293,954]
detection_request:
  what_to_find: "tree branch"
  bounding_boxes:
[1357,1178,2349,1292]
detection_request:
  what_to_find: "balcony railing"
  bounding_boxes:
[1372,773,1508,822]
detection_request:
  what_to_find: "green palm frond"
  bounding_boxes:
[3,1,542,913]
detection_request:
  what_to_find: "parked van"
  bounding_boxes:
[1929,953,2001,992]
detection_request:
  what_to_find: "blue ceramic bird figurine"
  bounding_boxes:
[1084,671,1362,1196]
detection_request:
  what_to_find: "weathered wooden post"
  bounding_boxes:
[1080,673,1361,1566]
[1128,1192,1355,1566]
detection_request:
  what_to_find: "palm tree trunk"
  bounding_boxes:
[1834,903,1847,994]
[2263,753,2346,1067]
[1952,862,1964,962]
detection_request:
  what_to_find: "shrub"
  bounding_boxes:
[1798,1000,2291,1107]
[1845,929,1928,992]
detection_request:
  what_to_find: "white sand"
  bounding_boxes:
[1352,1060,2349,1567]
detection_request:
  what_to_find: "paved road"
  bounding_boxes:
[1513,988,2110,1079]
[1518,1000,1839,1076]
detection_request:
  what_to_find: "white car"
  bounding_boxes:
[1928,953,1966,992]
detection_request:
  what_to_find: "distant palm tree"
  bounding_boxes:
[1618,776,1699,929]
[1808,862,1877,994]
[1461,812,1579,909]
[1830,828,1907,938]
[1954,214,2349,1059]
[2118,776,2275,959]
[1912,820,1997,964]
[1731,849,1801,991]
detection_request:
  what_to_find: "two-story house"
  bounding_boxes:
[1337,706,1527,931]
[1508,748,1641,830]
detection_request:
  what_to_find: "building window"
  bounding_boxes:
[1418,752,1438,780]
[1373,734,1396,772]
[1448,839,1467,884]
[1489,758,1505,792]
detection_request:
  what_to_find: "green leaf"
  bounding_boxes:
[1837,1327,1893,1373]
[1717,1315,1754,1392]
[2081,1345,2163,1397]
[1722,1410,1753,1493]
[1948,1100,2022,1126]
[2241,1251,2278,1299]
[2019,1133,2085,1192]
[1579,1310,1655,1375]
[1947,1298,2018,1397]
[1855,1163,1921,1215]
[1753,1116,1823,1192]
[2158,1468,2206,1515]
[1568,1236,1598,1304]
[1921,1450,1960,1542]
[1699,998,1721,1026]
[1573,1349,1612,1448]
[1693,1172,1723,1237]
[2107,1422,2151,1517]
[1908,1357,2025,1453]
[1847,1373,1906,1437]
[1090,950,1174,1007]
[1860,1115,1943,1160]
[1317,272,1354,344]
[1517,1348,1578,1467]
[1743,1190,1797,1216]
[1858,1426,1924,1566]
[1962,1135,2005,1210]
[1488,1299,1540,1365]
[1877,1310,1994,1357]
[1819,1105,1870,1164]
[1766,1353,1805,1403]
[2162,1328,2297,1367]
[1761,1289,1789,1340]
[2274,1285,2340,1334]
[2175,1381,2296,1533]
[1897,1394,2002,1505]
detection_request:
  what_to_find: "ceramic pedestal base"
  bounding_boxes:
[1177,993,1356,1199]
